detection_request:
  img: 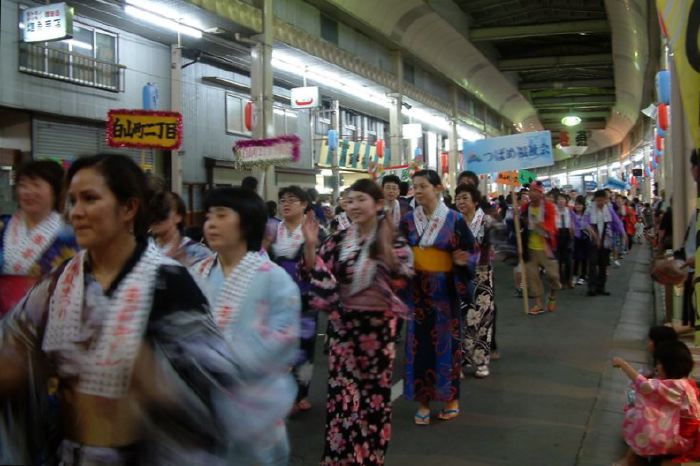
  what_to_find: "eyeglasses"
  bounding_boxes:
[278,197,301,205]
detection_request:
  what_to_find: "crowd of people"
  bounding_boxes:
[0,151,695,465]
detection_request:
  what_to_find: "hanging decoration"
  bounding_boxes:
[657,103,669,131]
[327,129,339,151]
[655,134,664,151]
[655,70,671,105]
[233,135,301,167]
[656,124,666,138]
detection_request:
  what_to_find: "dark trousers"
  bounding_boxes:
[588,245,610,293]
[682,273,695,327]
[557,230,573,286]
[573,237,590,278]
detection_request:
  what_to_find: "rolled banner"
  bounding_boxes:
[655,70,671,105]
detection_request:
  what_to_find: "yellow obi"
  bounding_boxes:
[412,247,453,273]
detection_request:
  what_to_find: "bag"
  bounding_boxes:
[651,258,687,286]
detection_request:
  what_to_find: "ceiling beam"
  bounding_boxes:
[532,95,615,107]
[470,19,609,41]
[499,54,612,71]
[548,121,607,130]
[539,110,610,120]
[519,79,614,90]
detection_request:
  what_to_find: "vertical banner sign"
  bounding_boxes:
[463,130,554,174]
[656,0,700,148]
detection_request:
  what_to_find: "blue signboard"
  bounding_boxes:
[463,131,554,175]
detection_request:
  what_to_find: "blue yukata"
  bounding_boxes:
[191,252,301,466]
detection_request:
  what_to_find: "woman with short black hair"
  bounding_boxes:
[149,191,210,266]
[0,160,79,315]
[191,186,301,465]
[0,153,236,465]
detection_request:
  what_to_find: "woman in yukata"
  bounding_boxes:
[0,160,79,316]
[0,154,237,465]
[401,169,475,425]
[190,186,301,466]
[148,190,211,267]
[455,183,495,379]
[303,178,413,466]
[266,185,320,414]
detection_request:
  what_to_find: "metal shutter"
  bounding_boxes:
[33,119,155,170]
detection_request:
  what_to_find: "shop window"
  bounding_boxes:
[320,15,338,45]
[19,21,123,92]
[225,93,251,136]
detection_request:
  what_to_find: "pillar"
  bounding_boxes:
[251,0,275,200]
[170,45,183,195]
[389,51,403,167]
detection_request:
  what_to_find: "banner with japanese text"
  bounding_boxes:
[463,130,554,175]
[107,109,182,150]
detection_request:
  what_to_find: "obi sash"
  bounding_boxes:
[0,275,37,317]
[412,247,453,273]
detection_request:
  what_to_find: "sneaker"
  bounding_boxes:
[475,366,490,378]
[613,260,621,268]
[576,277,586,286]
[546,297,556,312]
[515,288,523,298]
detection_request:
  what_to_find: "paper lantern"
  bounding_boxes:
[376,139,384,158]
[142,82,159,110]
[327,129,338,150]
[655,134,664,151]
[652,158,658,169]
[657,103,669,131]
[244,101,254,132]
[655,148,663,159]
[655,70,671,105]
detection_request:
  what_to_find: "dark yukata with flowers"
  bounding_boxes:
[308,226,413,466]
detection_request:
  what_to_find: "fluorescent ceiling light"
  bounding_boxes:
[561,115,582,126]
[272,49,484,140]
[125,0,202,38]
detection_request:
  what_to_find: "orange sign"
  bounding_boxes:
[496,171,520,186]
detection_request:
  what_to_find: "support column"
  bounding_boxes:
[389,51,403,167]
[448,86,458,192]
[170,45,183,195]
[331,99,340,201]
[670,61,689,250]
[251,0,275,200]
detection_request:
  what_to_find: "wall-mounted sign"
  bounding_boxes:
[402,123,423,139]
[107,109,183,150]
[290,86,320,109]
[21,2,74,43]
[496,171,519,186]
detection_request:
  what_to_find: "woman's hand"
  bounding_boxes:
[611,356,625,368]
[302,211,320,247]
[452,250,470,266]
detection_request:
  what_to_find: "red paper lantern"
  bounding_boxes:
[559,131,570,147]
[244,101,254,132]
[657,103,669,131]
[376,140,385,158]
[655,134,664,151]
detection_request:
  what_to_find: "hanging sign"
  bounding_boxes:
[496,171,519,186]
[21,2,74,43]
[463,130,554,175]
[107,109,183,150]
[656,0,700,148]
[234,135,301,166]
[290,87,320,109]
[518,169,537,185]
[402,123,423,139]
